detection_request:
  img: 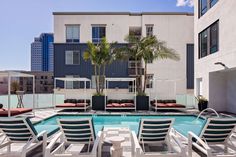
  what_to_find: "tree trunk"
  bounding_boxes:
[135,57,140,93]
[98,65,101,94]
[143,62,147,93]
[139,60,143,93]
[94,65,99,94]
[101,65,106,93]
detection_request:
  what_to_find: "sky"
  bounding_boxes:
[0,0,193,71]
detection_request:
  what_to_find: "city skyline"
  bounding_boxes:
[0,0,193,71]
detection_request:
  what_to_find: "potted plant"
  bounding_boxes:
[11,81,20,94]
[196,95,208,111]
[83,38,116,110]
[117,35,180,110]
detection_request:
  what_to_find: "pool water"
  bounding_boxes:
[34,115,206,137]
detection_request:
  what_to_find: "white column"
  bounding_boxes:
[7,73,11,117]
[33,76,35,116]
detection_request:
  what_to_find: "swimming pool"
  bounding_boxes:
[34,115,206,137]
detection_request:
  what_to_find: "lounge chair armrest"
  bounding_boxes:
[91,131,103,155]
[170,132,186,149]
[130,131,142,156]
[46,132,63,156]
[37,130,47,139]
[188,132,211,156]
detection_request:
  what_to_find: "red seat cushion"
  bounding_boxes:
[0,108,32,117]
[154,103,185,108]
[112,103,121,107]
[56,103,77,108]
[107,104,113,107]
[124,103,135,107]
[76,103,88,107]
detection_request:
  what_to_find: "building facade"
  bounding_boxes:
[194,0,236,113]
[53,12,194,98]
[31,33,54,72]
[19,71,54,93]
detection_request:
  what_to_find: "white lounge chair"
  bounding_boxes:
[45,118,102,157]
[131,118,187,157]
[0,117,47,157]
[188,118,236,157]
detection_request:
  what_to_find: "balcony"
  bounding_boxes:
[128,68,144,76]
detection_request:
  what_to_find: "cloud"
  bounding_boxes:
[176,0,194,7]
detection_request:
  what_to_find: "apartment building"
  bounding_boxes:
[194,0,236,113]
[53,12,194,98]
[31,33,54,72]
[19,71,54,93]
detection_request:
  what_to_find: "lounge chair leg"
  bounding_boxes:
[42,132,47,156]
[7,144,11,153]
[224,145,228,153]
[188,134,192,157]
[21,152,26,157]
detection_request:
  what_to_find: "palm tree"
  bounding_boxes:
[114,35,143,93]
[83,37,117,95]
[116,35,180,94]
[139,36,180,93]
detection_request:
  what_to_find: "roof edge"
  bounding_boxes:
[53,12,194,16]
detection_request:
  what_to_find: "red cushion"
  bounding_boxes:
[154,103,185,108]
[56,103,77,108]
[0,108,32,117]
[124,103,135,107]
[107,104,113,107]
[112,103,121,107]
[76,103,88,107]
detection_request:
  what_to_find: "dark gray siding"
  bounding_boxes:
[186,44,194,89]
[54,43,129,88]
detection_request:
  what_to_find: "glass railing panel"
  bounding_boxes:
[0,94,65,109]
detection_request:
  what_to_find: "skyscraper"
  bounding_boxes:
[31,33,54,71]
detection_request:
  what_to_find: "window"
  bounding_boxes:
[199,0,218,17]
[146,74,153,89]
[210,0,218,7]
[65,75,73,89]
[129,27,142,39]
[210,22,218,54]
[199,29,208,58]
[92,26,106,43]
[199,21,219,58]
[199,0,208,16]
[66,25,80,43]
[146,25,153,37]
[65,51,80,65]
[64,75,80,89]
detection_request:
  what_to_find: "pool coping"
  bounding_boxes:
[33,112,207,125]
[33,112,207,138]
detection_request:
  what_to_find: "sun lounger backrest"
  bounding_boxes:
[138,118,174,144]
[200,118,236,143]
[58,118,95,144]
[0,117,38,142]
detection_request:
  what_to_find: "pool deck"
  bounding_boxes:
[0,108,235,157]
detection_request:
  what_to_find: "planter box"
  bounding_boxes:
[92,96,105,111]
[136,96,149,111]
[198,101,208,112]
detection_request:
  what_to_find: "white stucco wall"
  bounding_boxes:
[145,15,194,96]
[194,0,236,113]
[226,70,236,113]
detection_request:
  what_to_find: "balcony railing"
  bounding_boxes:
[128,68,144,75]
[128,61,142,68]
